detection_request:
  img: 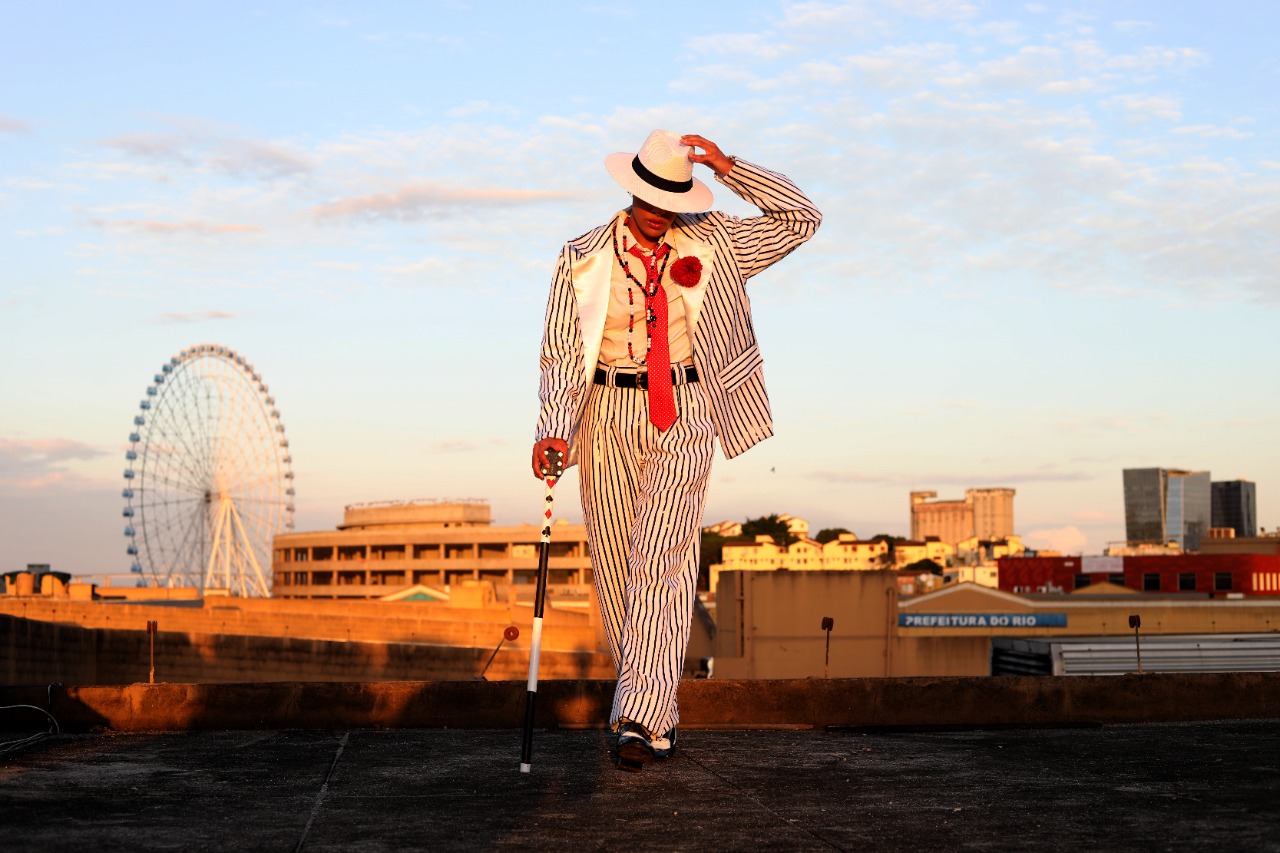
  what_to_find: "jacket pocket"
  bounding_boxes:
[717,347,764,393]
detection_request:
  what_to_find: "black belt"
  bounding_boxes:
[594,365,699,390]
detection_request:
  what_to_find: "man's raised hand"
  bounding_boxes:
[681,134,735,177]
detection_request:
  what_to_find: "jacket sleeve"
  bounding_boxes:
[714,158,822,281]
[535,245,584,444]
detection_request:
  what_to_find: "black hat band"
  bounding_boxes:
[632,156,693,194]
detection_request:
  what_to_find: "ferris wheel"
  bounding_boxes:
[122,343,295,596]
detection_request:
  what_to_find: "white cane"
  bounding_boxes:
[520,449,562,773]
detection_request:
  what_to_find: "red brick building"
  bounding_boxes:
[997,553,1280,596]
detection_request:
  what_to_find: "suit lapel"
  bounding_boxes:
[571,238,614,384]
[669,222,716,337]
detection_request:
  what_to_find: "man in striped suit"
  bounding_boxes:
[532,129,820,770]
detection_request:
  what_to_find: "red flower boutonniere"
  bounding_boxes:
[670,256,702,288]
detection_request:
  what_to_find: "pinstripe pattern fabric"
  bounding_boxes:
[578,376,715,734]
[534,157,820,738]
[536,159,822,460]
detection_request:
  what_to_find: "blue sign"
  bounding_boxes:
[899,612,1068,628]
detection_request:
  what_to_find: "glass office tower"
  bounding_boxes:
[1211,480,1257,538]
[1123,468,1212,551]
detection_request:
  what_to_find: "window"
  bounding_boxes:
[1178,573,1197,592]
[1143,573,1161,592]
[1215,573,1233,592]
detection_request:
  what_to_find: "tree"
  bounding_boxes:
[698,531,728,591]
[741,514,798,547]
[866,534,907,559]
[904,558,944,576]
[814,527,852,544]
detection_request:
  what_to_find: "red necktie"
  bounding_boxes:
[628,244,677,431]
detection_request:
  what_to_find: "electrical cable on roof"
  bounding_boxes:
[0,702,62,757]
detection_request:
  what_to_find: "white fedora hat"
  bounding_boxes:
[604,129,713,213]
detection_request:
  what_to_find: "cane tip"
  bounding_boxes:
[520,763,532,774]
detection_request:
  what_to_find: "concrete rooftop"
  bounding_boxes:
[3,722,1279,851]
[2,675,1279,851]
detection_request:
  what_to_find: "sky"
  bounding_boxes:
[2,0,1279,576]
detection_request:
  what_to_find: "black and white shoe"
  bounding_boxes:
[616,722,655,771]
[651,727,677,760]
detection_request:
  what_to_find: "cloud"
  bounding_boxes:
[380,258,451,276]
[0,439,108,489]
[838,42,958,90]
[5,177,84,192]
[780,2,883,31]
[1023,525,1088,554]
[809,470,1092,486]
[314,184,571,222]
[669,63,769,92]
[88,218,261,235]
[0,114,27,134]
[1104,46,1207,73]
[686,32,787,60]
[889,0,979,20]
[153,310,236,324]
[937,45,1065,89]
[782,0,975,28]
[14,226,69,237]
[103,132,188,162]
[101,122,312,178]
[1106,94,1181,122]
[1039,78,1096,95]
[209,138,313,177]
[957,20,1025,43]
[25,7,1277,312]
[1113,20,1155,34]
[1173,124,1252,140]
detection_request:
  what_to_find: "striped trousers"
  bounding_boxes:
[578,367,715,736]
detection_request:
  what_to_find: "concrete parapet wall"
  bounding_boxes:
[0,596,599,653]
[338,500,491,529]
[0,673,1276,733]
[2,613,99,684]
[0,614,613,686]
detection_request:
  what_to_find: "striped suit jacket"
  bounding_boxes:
[536,158,821,463]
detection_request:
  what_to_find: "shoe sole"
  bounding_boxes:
[616,739,654,772]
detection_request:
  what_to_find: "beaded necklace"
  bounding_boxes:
[611,216,672,365]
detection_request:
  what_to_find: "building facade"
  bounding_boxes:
[1212,480,1257,539]
[272,500,592,598]
[910,488,1015,544]
[708,533,976,594]
[1123,468,1211,551]
[997,553,1280,596]
[713,569,1280,678]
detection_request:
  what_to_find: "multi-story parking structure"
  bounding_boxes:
[272,500,590,598]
